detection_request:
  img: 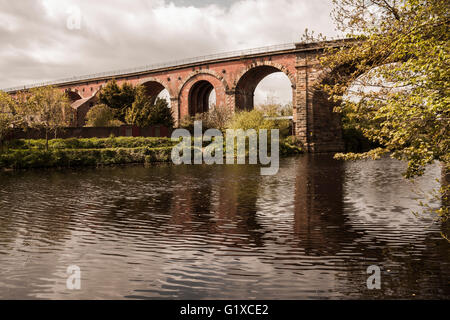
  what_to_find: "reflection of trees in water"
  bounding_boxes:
[291,155,450,298]
[293,154,359,255]
[213,165,264,247]
[88,164,264,248]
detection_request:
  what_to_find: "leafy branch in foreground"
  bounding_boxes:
[320,0,449,225]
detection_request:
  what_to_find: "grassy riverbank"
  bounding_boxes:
[0,136,303,170]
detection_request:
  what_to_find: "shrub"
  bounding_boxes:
[205,105,233,132]
[227,109,291,137]
[85,104,121,127]
[179,114,194,132]
[98,80,136,122]
[0,146,174,169]
[150,98,174,128]
[125,85,153,127]
[179,114,206,133]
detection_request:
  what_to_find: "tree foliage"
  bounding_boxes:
[320,0,449,179]
[150,98,174,128]
[227,109,291,137]
[85,104,122,127]
[125,85,154,127]
[0,91,24,152]
[256,103,293,117]
[206,105,233,132]
[98,79,136,122]
[26,86,74,150]
[126,85,174,128]
[321,0,449,227]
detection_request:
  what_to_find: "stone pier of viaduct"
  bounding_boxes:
[5,40,349,152]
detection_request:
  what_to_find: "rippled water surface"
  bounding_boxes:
[0,155,448,299]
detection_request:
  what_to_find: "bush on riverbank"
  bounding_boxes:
[0,146,173,169]
[228,109,291,138]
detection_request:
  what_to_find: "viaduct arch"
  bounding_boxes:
[178,71,229,119]
[233,62,296,111]
[5,40,354,152]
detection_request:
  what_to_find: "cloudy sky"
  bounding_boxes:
[0,0,340,105]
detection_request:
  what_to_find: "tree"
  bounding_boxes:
[126,86,174,128]
[0,91,24,153]
[323,0,449,177]
[206,105,233,132]
[150,98,174,128]
[256,103,293,117]
[125,85,153,127]
[98,79,136,122]
[321,0,449,222]
[85,104,122,127]
[227,109,291,137]
[26,86,74,150]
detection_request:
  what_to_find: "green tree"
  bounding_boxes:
[322,0,449,177]
[26,86,74,150]
[126,85,174,128]
[98,79,136,122]
[228,109,291,137]
[0,91,24,153]
[150,98,174,128]
[125,85,153,127]
[320,0,449,222]
[85,104,122,127]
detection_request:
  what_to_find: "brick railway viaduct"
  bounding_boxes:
[5,40,351,152]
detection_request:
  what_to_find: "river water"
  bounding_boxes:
[0,155,448,299]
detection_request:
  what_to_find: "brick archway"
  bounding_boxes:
[188,80,215,115]
[232,61,296,111]
[67,90,82,102]
[178,72,229,121]
[138,77,173,105]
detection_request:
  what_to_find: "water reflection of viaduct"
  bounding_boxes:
[6,40,351,152]
[102,160,355,252]
[1,162,448,297]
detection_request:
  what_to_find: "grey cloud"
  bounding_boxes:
[0,0,339,100]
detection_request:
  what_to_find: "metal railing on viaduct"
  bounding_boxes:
[2,43,298,93]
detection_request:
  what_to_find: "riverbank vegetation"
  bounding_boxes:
[0,87,76,151]
[0,134,302,170]
[0,83,301,170]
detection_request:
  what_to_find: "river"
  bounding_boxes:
[0,155,448,299]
